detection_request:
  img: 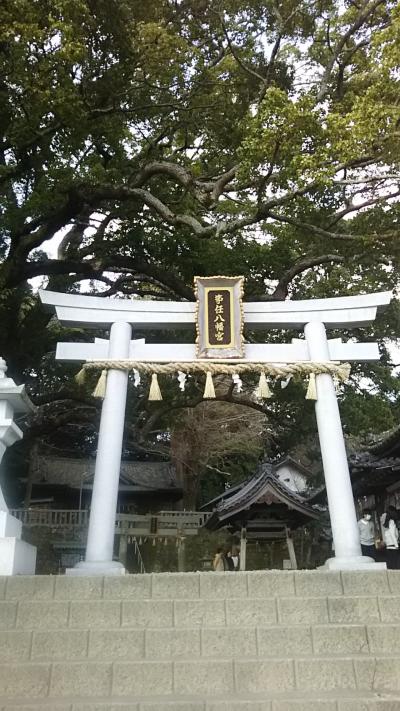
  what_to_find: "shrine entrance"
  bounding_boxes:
[40,281,391,574]
[203,459,322,570]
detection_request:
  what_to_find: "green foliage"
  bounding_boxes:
[0,0,400,494]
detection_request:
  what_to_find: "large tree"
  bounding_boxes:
[1,0,399,296]
[1,0,400,497]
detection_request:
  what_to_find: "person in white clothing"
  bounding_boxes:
[381,506,400,569]
[212,547,225,572]
[358,509,376,560]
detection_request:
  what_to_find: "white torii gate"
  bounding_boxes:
[40,289,392,575]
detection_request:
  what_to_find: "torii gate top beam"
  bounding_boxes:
[39,290,392,330]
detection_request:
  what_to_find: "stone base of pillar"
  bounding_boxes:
[0,510,22,537]
[0,537,36,575]
[321,555,386,571]
[66,560,126,576]
[0,512,37,575]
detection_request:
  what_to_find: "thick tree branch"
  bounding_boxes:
[30,390,101,408]
[268,212,359,240]
[269,254,345,300]
[17,255,194,300]
[57,206,93,259]
[327,188,400,227]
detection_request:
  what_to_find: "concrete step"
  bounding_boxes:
[1,625,400,660]
[0,571,400,709]
[1,696,400,711]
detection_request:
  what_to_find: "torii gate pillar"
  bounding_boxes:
[70,322,131,576]
[305,322,378,570]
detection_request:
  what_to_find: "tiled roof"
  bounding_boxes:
[367,423,400,458]
[204,460,321,531]
[33,456,180,492]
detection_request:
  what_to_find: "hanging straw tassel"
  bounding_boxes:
[256,372,272,399]
[93,369,108,398]
[203,371,216,399]
[305,372,317,400]
[75,368,87,386]
[148,373,163,401]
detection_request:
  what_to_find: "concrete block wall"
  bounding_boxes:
[0,571,400,710]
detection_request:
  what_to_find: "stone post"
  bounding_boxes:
[70,321,132,575]
[177,536,186,573]
[239,527,247,571]
[304,321,385,570]
[118,533,128,568]
[285,529,298,570]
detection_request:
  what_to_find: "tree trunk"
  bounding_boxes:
[170,427,201,509]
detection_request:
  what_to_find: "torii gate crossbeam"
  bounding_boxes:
[39,289,392,574]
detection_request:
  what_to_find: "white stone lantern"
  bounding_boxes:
[0,358,37,575]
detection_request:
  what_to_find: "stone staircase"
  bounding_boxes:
[0,570,400,710]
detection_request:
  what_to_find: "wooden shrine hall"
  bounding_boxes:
[308,426,400,514]
[203,460,321,570]
[350,426,400,507]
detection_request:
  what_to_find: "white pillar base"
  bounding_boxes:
[66,560,126,576]
[0,537,36,575]
[0,512,37,575]
[321,556,387,571]
[0,510,22,538]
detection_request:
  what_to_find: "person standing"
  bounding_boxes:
[212,547,225,572]
[231,546,240,571]
[381,506,400,569]
[224,549,235,571]
[358,509,376,560]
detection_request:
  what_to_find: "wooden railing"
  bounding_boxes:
[159,510,211,528]
[10,509,90,527]
[115,510,211,535]
[10,508,211,533]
